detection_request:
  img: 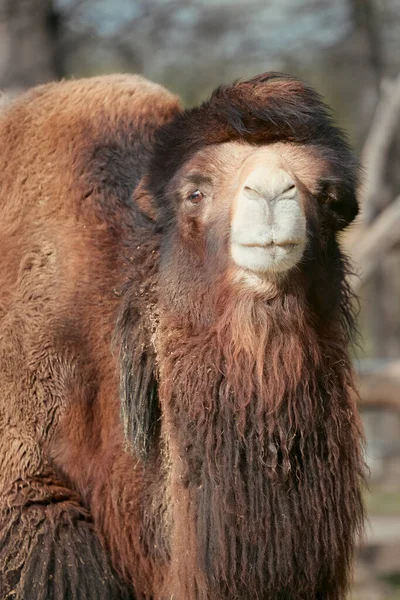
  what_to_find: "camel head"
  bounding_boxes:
[144,73,359,298]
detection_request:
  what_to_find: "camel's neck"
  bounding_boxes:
[157,302,365,600]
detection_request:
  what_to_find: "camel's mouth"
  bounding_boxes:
[239,241,300,250]
[231,240,305,274]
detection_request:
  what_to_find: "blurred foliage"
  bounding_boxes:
[366,488,400,516]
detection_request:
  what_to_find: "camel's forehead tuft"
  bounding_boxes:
[147,72,359,225]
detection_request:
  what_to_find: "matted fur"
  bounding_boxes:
[0,477,132,599]
[0,72,365,600]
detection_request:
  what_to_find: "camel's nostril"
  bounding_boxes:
[283,184,296,194]
[243,185,263,198]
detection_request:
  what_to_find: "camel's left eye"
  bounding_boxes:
[188,190,203,204]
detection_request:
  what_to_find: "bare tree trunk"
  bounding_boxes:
[350,0,383,98]
[0,0,63,92]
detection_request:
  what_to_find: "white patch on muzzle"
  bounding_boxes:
[231,162,306,275]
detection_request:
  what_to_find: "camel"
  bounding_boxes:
[0,72,365,599]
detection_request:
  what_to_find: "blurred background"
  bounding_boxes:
[0,0,399,597]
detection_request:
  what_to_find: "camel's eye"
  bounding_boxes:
[188,190,203,204]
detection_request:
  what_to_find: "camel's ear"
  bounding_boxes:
[133,177,158,223]
[117,302,160,460]
[324,182,359,230]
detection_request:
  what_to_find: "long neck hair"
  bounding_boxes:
[154,247,365,600]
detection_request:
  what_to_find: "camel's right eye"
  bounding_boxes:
[188,190,203,204]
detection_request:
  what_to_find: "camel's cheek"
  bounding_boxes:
[230,165,307,275]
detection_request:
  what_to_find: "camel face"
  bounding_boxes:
[165,141,320,288]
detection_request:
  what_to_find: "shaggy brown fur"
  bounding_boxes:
[0,72,365,600]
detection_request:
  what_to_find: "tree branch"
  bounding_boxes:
[360,74,400,223]
[348,195,400,292]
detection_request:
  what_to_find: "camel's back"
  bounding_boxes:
[0,74,180,287]
[0,75,179,255]
[0,75,180,494]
